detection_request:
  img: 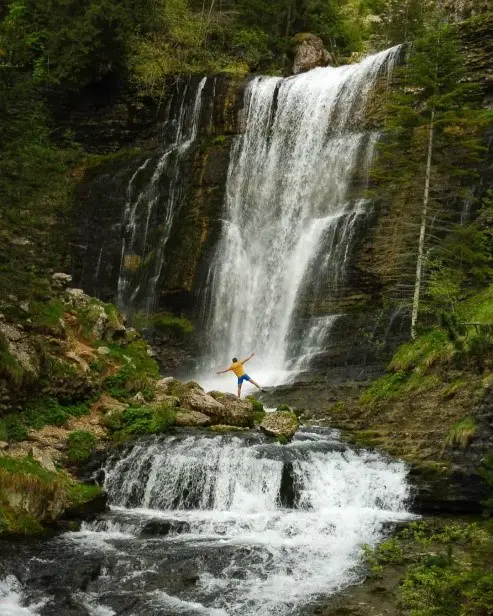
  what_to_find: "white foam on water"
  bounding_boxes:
[0,577,49,616]
[92,432,413,615]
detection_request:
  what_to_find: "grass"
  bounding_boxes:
[30,299,65,331]
[444,417,477,449]
[359,371,409,406]
[0,398,90,443]
[133,312,194,337]
[390,329,453,373]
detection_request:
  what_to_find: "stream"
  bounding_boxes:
[1,428,412,616]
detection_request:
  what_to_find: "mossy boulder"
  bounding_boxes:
[260,411,299,441]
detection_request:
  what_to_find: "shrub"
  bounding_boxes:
[112,405,176,443]
[67,430,96,463]
[4,415,28,442]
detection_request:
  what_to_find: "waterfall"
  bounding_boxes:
[202,48,401,382]
[116,77,207,319]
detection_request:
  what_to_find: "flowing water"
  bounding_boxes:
[0,430,412,616]
[200,47,401,389]
[116,77,207,318]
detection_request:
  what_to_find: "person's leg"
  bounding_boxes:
[238,379,242,398]
[248,378,264,392]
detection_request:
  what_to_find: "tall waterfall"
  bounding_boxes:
[117,77,207,318]
[203,48,400,381]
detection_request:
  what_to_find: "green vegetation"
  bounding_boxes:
[444,418,477,450]
[110,404,177,443]
[0,455,102,536]
[0,332,25,387]
[0,398,90,443]
[67,430,97,463]
[134,312,194,337]
[104,340,160,399]
[365,521,493,616]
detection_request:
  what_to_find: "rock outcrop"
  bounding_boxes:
[260,410,299,440]
[292,33,334,75]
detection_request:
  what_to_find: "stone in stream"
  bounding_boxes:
[260,410,300,440]
[140,519,191,536]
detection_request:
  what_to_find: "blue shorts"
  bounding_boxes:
[238,374,251,385]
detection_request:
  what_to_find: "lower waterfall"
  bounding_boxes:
[0,430,412,616]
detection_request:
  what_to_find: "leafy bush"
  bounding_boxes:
[67,431,97,463]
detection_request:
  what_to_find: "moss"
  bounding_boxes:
[276,404,293,412]
[352,429,382,448]
[253,410,266,424]
[67,430,97,463]
[134,311,194,337]
[104,303,121,330]
[275,435,290,445]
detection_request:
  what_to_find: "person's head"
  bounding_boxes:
[232,357,238,363]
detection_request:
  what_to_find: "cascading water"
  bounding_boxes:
[0,430,413,616]
[202,48,401,385]
[116,76,207,319]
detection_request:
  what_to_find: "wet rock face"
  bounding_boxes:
[292,33,334,75]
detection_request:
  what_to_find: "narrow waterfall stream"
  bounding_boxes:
[200,47,401,388]
[0,430,412,616]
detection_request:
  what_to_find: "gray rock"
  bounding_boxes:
[131,392,146,406]
[97,346,111,356]
[0,441,9,450]
[155,377,175,395]
[292,33,334,75]
[180,389,226,422]
[31,446,57,472]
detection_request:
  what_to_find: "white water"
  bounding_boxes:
[70,430,412,616]
[0,576,48,616]
[117,77,207,317]
[201,48,401,386]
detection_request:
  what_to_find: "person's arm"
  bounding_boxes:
[216,366,231,375]
[241,352,255,364]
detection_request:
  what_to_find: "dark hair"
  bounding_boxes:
[232,357,238,363]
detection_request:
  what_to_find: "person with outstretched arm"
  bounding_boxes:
[216,352,265,398]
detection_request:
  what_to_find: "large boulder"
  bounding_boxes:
[175,410,211,427]
[260,411,299,440]
[180,389,226,423]
[292,33,334,75]
[208,392,254,428]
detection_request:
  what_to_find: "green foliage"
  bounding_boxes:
[390,329,453,372]
[111,404,176,443]
[67,430,96,463]
[134,312,194,337]
[0,454,58,483]
[103,340,159,398]
[1,398,90,442]
[363,536,404,575]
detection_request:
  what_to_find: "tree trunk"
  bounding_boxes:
[411,108,435,339]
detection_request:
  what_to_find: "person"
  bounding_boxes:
[216,352,264,398]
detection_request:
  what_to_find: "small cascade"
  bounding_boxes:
[202,47,401,381]
[116,76,207,319]
[0,430,412,616]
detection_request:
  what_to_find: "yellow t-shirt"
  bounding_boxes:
[229,361,245,377]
